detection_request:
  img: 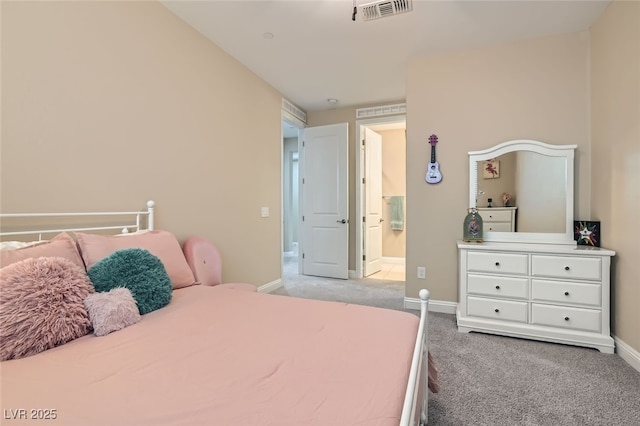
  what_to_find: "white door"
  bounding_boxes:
[363,128,383,277]
[301,123,349,279]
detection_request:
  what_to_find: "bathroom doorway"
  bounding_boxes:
[356,115,406,281]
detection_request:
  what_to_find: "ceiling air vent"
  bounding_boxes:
[361,0,413,21]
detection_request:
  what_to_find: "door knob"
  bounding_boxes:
[336,219,347,224]
[379,218,385,223]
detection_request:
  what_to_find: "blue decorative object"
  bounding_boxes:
[87,248,172,315]
[463,208,483,243]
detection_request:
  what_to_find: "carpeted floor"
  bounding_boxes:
[275,259,640,426]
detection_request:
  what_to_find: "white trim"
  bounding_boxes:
[404,297,457,314]
[356,103,406,119]
[614,335,640,373]
[281,110,305,278]
[382,256,405,264]
[348,269,358,279]
[282,98,307,124]
[258,279,283,294]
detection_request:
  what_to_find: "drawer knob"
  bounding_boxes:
[564,266,570,271]
[495,285,501,290]
[564,316,570,321]
[494,308,500,313]
[495,262,500,266]
[564,291,570,296]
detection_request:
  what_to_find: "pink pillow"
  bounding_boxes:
[182,236,223,286]
[0,257,93,361]
[84,288,141,336]
[0,233,84,269]
[75,230,196,289]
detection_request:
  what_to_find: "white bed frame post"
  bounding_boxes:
[400,289,430,426]
[146,200,155,231]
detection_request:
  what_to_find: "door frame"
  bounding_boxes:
[363,127,383,277]
[355,114,406,278]
[281,110,306,277]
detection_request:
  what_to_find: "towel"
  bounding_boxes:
[390,196,405,231]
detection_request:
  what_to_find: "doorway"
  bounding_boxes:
[282,117,303,277]
[356,115,407,281]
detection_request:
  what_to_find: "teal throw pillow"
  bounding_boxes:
[87,248,172,315]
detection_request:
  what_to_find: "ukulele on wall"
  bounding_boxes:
[425,134,443,184]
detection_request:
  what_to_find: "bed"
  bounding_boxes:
[0,201,435,425]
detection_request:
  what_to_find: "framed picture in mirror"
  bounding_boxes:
[483,160,500,179]
[574,221,600,247]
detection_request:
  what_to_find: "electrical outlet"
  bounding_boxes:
[260,207,270,218]
[417,266,426,279]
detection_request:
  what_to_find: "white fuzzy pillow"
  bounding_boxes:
[84,288,141,337]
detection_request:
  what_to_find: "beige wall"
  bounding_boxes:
[379,129,406,258]
[406,32,591,302]
[591,1,640,351]
[1,1,283,285]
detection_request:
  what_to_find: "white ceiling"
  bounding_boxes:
[161,0,610,113]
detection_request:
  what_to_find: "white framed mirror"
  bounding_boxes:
[469,140,577,245]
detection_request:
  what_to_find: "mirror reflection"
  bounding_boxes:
[468,139,577,245]
[475,152,567,233]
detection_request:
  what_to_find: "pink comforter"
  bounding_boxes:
[1,286,422,425]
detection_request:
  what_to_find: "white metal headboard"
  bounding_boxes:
[0,200,155,240]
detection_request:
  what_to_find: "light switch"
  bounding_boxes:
[417,267,426,279]
[261,207,270,218]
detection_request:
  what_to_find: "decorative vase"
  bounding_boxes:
[463,208,483,243]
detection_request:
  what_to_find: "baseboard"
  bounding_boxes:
[349,269,357,279]
[381,256,405,264]
[258,279,283,293]
[613,335,640,373]
[404,297,457,314]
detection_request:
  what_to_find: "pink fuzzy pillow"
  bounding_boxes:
[84,288,141,336]
[0,257,93,361]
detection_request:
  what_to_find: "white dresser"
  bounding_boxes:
[476,207,517,232]
[457,241,616,353]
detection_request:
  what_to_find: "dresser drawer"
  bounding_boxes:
[531,255,601,281]
[531,303,601,332]
[468,274,528,299]
[467,296,528,323]
[478,210,512,222]
[467,252,528,275]
[484,222,512,232]
[531,279,601,307]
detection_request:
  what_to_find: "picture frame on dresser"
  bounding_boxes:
[574,221,601,247]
